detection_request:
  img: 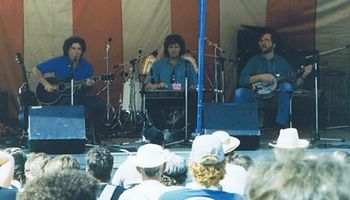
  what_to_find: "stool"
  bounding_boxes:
[324,70,349,128]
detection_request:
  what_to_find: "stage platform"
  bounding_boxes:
[1,124,349,170]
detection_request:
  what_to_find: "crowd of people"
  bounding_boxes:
[1,128,350,199]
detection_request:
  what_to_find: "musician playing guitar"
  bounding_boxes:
[235,29,312,129]
[31,36,106,132]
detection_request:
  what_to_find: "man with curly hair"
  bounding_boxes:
[159,135,244,200]
[17,169,98,200]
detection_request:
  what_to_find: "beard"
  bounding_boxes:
[260,44,274,54]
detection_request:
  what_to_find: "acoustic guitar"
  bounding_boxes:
[36,74,114,105]
[15,53,38,128]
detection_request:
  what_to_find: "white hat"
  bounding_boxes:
[190,135,225,165]
[269,128,309,149]
[212,130,240,154]
[136,144,167,168]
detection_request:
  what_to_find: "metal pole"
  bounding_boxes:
[195,0,206,135]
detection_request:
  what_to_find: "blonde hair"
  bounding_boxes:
[189,158,226,188]
[44,155,80,173]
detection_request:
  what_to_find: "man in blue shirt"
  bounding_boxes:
[235,29,311,128]
[32,36,106,134]
[144,34,198,133]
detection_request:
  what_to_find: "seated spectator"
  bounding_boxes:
[160,153,188,186]
[332,150,350,165]
[111,128,164,189]
[212,130,248,195]
[269,128,309,161]
[231,154,254,171]
[159,135,244,200]
[0,150,16,200]
[24,152,51,183]
[119,144,169,200]
[17,169,98,200]
[44,154,80,173]
[4,147,27,190]
[246,154,350,199]
[86,146,125,200]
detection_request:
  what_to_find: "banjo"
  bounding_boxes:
[251,66,308,99]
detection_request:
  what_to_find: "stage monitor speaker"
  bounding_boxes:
[28,105,86,154]
[0,91,8,123]
[203,102,260,150]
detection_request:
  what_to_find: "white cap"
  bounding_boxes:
[269,128,309,149]
[190,135,225,165]
[212,130,240,154]
[136,144,167,168]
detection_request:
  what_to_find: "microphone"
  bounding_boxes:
[106,37,112,50]
[151,49,158,57]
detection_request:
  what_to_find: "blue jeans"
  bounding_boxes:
[234,82,294,126]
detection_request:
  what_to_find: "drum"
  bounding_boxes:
[121,78,142,111]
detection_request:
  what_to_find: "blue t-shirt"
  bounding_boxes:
[37,56,93,81]
[239,54,293,87]
[146,57,197,90]
[159,188,245,200]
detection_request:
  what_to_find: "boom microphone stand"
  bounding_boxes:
[308,50,345,143]
[205,37,225,102]
[166,61,191,147]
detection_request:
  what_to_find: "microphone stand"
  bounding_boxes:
[166,61,191,147]
[205,37,225,102]
[309,50,345,144]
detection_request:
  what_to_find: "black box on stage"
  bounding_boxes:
[203,102,260,150]
[28,105,86,154]
[0,91,8,123]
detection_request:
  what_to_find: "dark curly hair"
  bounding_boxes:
[62,36,86,56]
[163,34,186,58]
[86,147,113,182]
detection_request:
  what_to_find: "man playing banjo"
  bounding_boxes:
[235,28,312,129]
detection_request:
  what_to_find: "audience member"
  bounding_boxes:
[119,144,169,200]
[159,135,244,200]
[231,154,254,171]
[17,169,98,200]
[86,146,124,200]
[332,150,350,165]
[160,153,188,186]
[4,147,26,190]
[0,150,16,200]
[246,154,350,200]
[111,128,164,189]
[44,154,80,173]
[24,152,51,183]
[269,128,309,161]
[212,130,248,195]
[0,150,14,188]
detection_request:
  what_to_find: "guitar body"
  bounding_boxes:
[36,74,114,105]
[36,77,77,105]
[18,88,37,127]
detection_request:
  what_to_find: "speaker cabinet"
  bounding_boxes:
[203,102,260,150]
[28,106,86,154]
[0,91,8,123]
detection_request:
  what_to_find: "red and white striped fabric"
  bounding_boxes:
[0,0,349,119]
